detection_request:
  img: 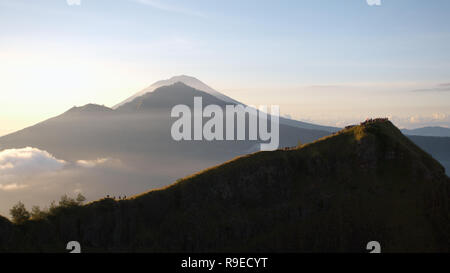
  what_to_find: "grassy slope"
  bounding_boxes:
[1,121,449,252]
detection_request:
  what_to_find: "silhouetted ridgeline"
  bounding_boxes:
[0,121,449,252]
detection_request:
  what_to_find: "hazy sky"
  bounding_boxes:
[1,0,450,135]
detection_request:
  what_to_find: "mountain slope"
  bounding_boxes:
[116,81,232,111]
[114,75,340,132]
[2,120,448,252]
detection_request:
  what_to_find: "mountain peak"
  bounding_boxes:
[112,76,340,133]
[323,118,409,147]
[113,75,239,109]
[298,118,446,176]
[150,75,202,88]
[65,104,113,115]
[166,74,200,82]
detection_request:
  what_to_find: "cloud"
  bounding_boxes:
[432,113,448,121]
[76,158,122,168]
[0,147,66,191]
[409,116,420,124]
[132,0,206,18]
[0,147,66,176]
[411,83,450,92]
[66,0,81,6]
[366,0,381,6]
[412,87,450,92]
[0,183,28,191]
[386,113,450,129]
[307,85,342,89]
[0,148,179,217]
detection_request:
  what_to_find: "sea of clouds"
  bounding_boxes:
[0,147,147,218]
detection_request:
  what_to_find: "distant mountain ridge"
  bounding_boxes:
[1,120,448,252]
[402,126,450,137]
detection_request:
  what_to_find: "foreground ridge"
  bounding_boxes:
[0,120,449,253]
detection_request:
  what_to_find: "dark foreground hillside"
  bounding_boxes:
[0,121,449,252]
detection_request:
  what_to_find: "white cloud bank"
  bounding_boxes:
[76,157,122,168]
[0,147,66,191]
[0,147,187,217]
[0,183,28,191]
[0,147,66,176]
[0,147,127,194]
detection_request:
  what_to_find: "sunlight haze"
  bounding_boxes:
[1,0,450,135]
